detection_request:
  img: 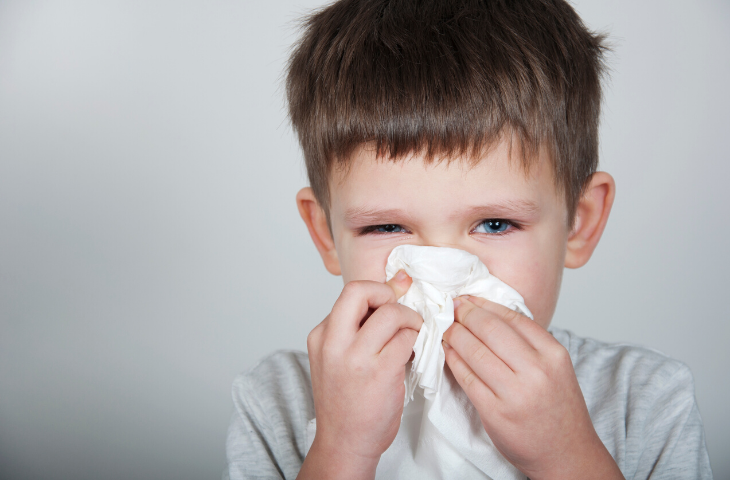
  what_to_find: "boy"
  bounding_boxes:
[225,0,712,478]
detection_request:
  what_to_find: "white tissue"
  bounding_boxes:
[384,245,532,405]
[305,245,533,479]
[379,245,532,479]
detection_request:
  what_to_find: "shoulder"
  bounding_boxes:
[233,350,311,393]
[550,328,711,479]
[226,351,314,480]
[549,327,694,399]
[232,350,313,415]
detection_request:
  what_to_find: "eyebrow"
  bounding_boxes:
[344,200,541,228]
[458,200,541,219]
[344,207,417,228]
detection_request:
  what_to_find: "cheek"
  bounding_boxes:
[511,261,561,329]
[478,237,564,329]
[338,238,397,284]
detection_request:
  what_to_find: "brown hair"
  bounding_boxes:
[286,0,608,229]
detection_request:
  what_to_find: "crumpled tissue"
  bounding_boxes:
[306,245,533,479]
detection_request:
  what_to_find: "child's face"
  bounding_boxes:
[326,140,570,329]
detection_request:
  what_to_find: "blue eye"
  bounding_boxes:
[475,219,511,234]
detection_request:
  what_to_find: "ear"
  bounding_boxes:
[296,187,341,275]
[565,172,616,269]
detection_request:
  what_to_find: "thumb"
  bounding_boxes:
[385,269,412,300]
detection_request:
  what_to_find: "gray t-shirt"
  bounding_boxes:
[223,327,712,479]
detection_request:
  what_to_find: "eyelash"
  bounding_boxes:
[357,219,522,236]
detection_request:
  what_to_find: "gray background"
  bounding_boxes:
[0,0,728,479]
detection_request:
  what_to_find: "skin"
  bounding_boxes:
[295,139,622,480]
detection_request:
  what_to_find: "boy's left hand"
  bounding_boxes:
[442,296,624,480]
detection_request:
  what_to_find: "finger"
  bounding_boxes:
[443,340,497,409]
[442,321,514,397]
[460,295,556,352]
[306,322,324,357]
[384,269,413,300]
[354,303,423,355]
[328,272,412,337]
[380,327,419,367]
[453,296,539,372]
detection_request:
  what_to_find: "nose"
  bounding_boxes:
[425,241,461,249]
[419,239,476,256]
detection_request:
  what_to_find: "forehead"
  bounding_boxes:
[329,140,561,223]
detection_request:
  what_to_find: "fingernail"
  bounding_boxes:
[396,270,408,281]
[443,340,451,350]
[453,298,461,309]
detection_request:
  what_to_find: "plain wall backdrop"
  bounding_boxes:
[0,1,728,479]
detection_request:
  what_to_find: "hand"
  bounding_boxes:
[442,296,624,480]
[297,270,423,480]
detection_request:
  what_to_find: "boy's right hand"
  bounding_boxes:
[298,270,421,480]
